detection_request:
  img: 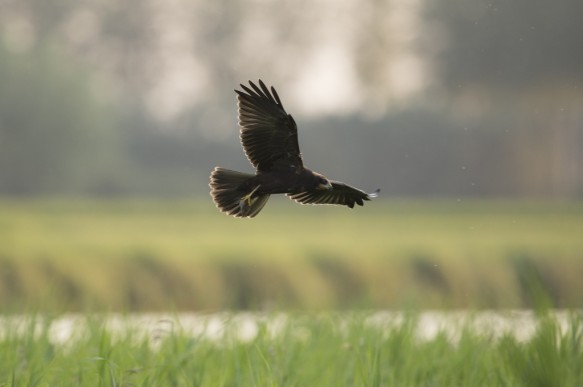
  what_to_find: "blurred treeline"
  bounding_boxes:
[1,0,582,198]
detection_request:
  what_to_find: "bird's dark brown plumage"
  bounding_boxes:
[209,80,378,218]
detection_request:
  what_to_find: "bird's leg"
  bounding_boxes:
[240,185,261,208]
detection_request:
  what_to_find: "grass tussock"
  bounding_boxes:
[0,199,582,311]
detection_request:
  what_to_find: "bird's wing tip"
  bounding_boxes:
[368,188,381,198]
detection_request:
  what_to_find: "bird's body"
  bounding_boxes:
[209,80,378,218]
[244,168,323,195]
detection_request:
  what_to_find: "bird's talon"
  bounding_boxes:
[240,185,261,207]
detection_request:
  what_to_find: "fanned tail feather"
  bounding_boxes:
[209,167,270,218]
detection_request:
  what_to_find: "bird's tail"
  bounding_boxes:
[209,167,270,218]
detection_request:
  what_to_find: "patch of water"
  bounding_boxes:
[0,310,574,347]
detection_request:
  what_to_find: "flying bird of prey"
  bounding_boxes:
[209,80,379,218]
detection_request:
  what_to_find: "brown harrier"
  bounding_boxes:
[210,80,379,217]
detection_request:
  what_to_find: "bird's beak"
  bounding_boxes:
[318,181,333,190]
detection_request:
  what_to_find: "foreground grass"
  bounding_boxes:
[0,199,582,310]
[1,311,582,386]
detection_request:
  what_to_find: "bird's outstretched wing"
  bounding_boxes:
[236,80,303,172]
[288,182,379,208]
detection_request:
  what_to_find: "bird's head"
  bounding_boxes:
[316,176,333,190]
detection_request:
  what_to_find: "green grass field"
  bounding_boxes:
[1,199,583,385]
[0,199,582,311]
[1,311,582,386]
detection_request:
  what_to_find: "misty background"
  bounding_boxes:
[1,0,582,199]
